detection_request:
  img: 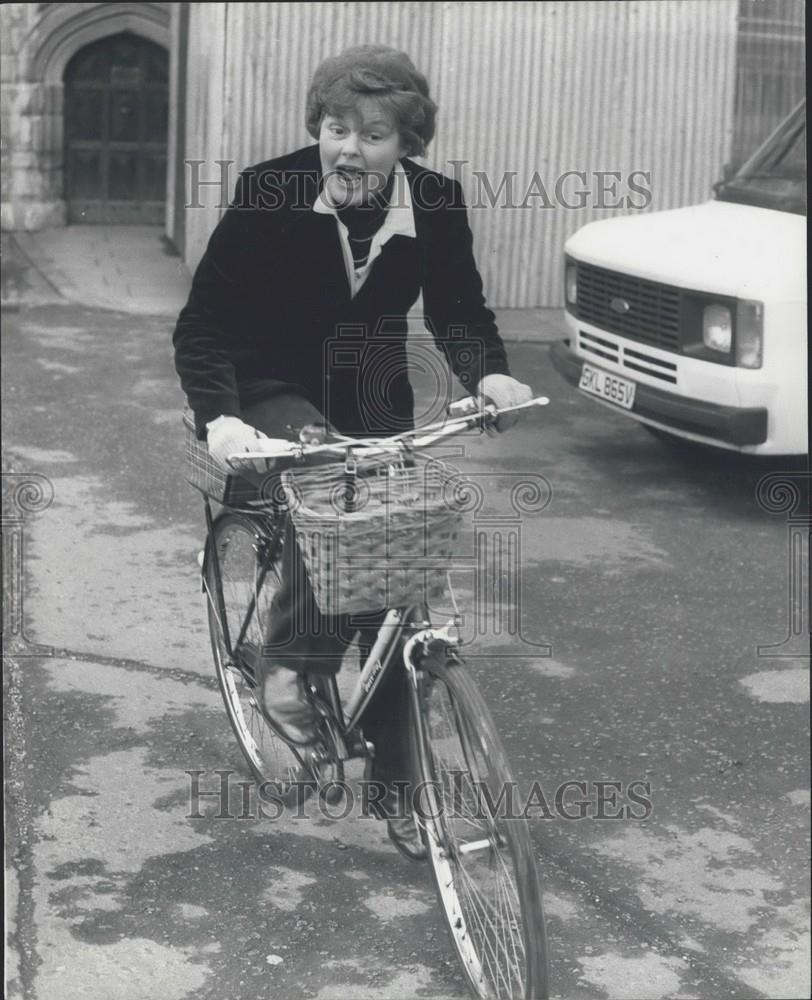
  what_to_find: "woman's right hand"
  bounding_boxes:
[206,415,270,473]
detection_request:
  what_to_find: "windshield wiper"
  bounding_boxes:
[737,171,802,180]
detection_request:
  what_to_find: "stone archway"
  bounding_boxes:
[32,2,170,85]
[1,3,170,230]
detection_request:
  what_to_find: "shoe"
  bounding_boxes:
[258,664,318,745]
[366,779,427,862]
[386,812,428,862]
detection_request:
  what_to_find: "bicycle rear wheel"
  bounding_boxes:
[205,510,306,789]
[412,653,549,999]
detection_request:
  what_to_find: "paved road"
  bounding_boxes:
[4,300,809,999]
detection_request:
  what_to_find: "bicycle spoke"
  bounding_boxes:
[446,853,499,992]
[492,865,512,994]
[434,743,526,996]
[492,850,524,994]
[455,862,510,996]
[207,513,308,788]
[459,860,523,997]
[417,659,548,999]
[501,876,526,989]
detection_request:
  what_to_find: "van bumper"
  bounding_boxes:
[550,340,768,447]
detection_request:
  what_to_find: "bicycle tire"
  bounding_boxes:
[205,510,311,791]
[411,653,549,1000]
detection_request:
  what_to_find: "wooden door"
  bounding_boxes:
[64,32,168,224]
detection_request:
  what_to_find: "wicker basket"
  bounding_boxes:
[281,455,464,614]
[182,409,260,506]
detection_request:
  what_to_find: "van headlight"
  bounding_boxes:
[702,304,732,354]
[735,300,763,369]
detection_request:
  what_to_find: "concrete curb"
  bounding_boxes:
[9,227,192,317]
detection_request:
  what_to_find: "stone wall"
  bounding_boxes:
[1,4,65,229]
[1,2,171,231]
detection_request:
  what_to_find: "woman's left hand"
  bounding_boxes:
[477,374,533,431]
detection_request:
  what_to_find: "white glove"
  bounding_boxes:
[206,415,270,473]
[476,373,533,431]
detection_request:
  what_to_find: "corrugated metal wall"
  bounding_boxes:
[182,1,740,307]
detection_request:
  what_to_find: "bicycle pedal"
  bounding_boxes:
[320,782,345,806]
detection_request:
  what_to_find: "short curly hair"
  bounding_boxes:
[305,45,437,157]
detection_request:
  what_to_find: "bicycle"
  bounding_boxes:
[186,394,551,1000]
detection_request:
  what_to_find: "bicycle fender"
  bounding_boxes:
[415,638,461,672]
[199,541,211,592]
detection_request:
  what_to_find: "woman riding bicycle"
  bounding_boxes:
[172,44,531,856]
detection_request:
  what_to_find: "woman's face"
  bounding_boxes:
[319,98,405,208]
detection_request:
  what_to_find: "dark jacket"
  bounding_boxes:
[173,144,510,439]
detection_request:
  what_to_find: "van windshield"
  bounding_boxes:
[715,102,806,215]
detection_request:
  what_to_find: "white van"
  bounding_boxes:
[551,101,807,455]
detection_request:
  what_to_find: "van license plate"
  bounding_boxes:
[578,364,636,410]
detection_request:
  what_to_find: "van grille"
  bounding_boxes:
[576,262,681,351]
[578,331,678,384]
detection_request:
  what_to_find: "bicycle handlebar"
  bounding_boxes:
[225,394,550,470]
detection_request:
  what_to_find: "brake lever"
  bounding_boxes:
[480,396,500,435]
[446,394,497,431]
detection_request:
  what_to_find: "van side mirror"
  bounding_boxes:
[712,162,737,195]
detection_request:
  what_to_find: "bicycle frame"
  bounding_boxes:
[203,498,455,770]
[204,394,548,764]
[200,394,551,996]
[316,605,433,755]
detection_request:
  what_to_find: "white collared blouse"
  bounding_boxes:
[312,161,417,297]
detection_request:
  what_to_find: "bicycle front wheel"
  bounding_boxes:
[205,510,305,789]
[412,654,549,1000]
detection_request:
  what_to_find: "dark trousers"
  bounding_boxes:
[239,381,412,784]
